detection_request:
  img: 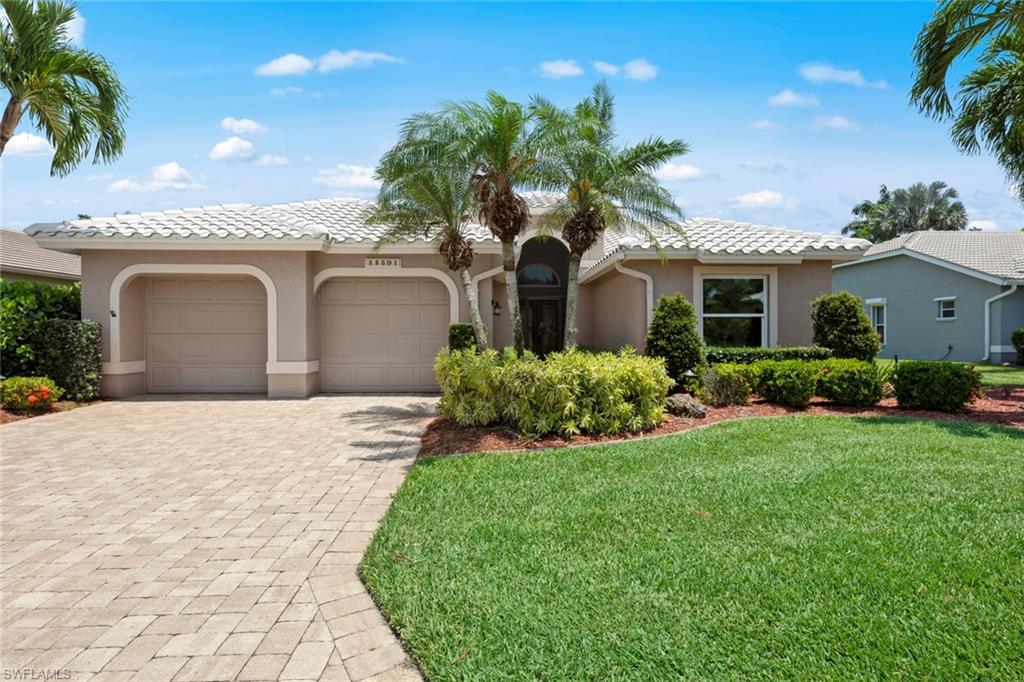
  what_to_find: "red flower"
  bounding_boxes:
[27,395,38,404]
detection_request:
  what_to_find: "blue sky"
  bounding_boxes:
[4,1,1021,233]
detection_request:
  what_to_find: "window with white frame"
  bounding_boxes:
[935,296,956,321]
[701,276,766,346]
[866,298,886,345]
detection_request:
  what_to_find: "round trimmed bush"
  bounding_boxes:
[811,291,880,361]
[645,294,705,390]
[893,361,981,412]
[751,360,817,408]
[1,377,63,411]
[816,359,883,407]
[1012,327,1024,365]
[702,363,752,406]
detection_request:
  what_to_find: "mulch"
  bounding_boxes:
[419,386,1024,458]
[0,400,96,425]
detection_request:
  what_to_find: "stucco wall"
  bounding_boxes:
[832,255,1002,361]
[585,270,646,351]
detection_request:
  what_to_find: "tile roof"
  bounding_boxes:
[26,191,869,264]
[862,231,1024,282]
[0,228,80,280]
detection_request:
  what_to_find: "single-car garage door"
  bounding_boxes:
[146,276,267,393]
[320,278,448,392]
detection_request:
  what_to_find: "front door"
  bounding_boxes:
[523,299,563,355]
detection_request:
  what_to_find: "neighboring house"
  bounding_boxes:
[832,231,1024,364]
[28,192,868,398]
[0,227,81,285]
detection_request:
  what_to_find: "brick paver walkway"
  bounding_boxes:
[1,395,434,681]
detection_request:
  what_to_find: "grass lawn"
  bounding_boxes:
[362,417,1024,680]
[876,358,1024,386]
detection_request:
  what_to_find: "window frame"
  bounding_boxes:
[699,274,769,347]
[865,297,886,346]
[934,296,957,322]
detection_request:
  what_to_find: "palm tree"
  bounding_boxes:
[842,181,967,242]
[911,1,1024,194]
[401,92,544,355]
[0,0,128,176]
[532,82,687,348]
[369,120,489,349]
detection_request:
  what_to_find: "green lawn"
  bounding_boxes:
[876,358,1024,386]
[361,417,1024,680]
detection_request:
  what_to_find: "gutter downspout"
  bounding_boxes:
[983,284,1018,361]
[613,259,655,330]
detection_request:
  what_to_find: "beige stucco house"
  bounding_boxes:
[28,192,869,398]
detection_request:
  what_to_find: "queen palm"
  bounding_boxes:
[0,0,127,176]
[369,123,489,349]
[911,1,1024,193]
[402,92,544,355]
[532,82,687,348]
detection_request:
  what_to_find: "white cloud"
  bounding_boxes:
[318,49,403,73]
[255,53,314,77]
[751,119,778,130]
[656,163,705,182]
[799,62,888,89]
[5,132,52,156]
[968,219,999,231]
[302,154,313,163]
[768,89,820,107]
[312,164,380,191]
[539,60,584,79]
[220,117,267,134]
[623,58,658,81]
[731,190,796,209]
[209,136,255,161]
[739,161,790,175]
[270,86,304,97]
[255,154,289,167]
[108,162,205,193]
[593,61,620,76]
[66,10,85,45]
[814,115,861,131]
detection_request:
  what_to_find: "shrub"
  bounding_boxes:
[815,359,883,407]
[1,377,63,411]
[0,280,80,377]
[435,347,672,438]
[702,363,752,406]
[810,291,880,361]
[1012,328,1024,365]
[448,323,477,352]
[645,294,706,390]
[706,345,833,365]
[33,319,102,401]
[750,360,817,408]
[893,361,981,412]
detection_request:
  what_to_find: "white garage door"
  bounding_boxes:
[146,277,267,393]
[320,278,449,392]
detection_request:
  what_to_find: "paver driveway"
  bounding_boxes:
[1,395,435,681]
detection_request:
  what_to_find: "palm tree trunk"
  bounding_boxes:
[459,267,489,350]
[563,251,583,349]
[0,97,24,157]
[502,238,525,355]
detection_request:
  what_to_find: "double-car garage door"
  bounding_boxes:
[142,275,447,394]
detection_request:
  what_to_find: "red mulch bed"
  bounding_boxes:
[1,400,96,425]
[419,386,1024,458]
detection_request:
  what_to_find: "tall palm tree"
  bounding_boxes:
[401,92,544,355]
[532,82,687,348]
[842,181,967,242]
[911,1,1024,194]
[0,0,127,176]
[369,121,489,349]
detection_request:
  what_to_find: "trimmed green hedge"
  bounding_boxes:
[701,363,752,406]
[448,323,476,352]
[435,347,673,438]
[816,358,884,407]
[706,345,833,365]
[893,361,981,412]
[750,360,818,408]
[33,319,102,401]
[1012,328,1024,364]
[0,280,80,376]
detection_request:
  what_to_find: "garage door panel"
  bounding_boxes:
[320,277,447,392]
[146,277,266,394]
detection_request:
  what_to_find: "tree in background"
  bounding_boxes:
[842,181,967,242]
[911,1,1024,197]
[531,82,687,348]
[0,0,127,175]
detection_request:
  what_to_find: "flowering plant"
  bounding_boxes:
[1,377,63,411]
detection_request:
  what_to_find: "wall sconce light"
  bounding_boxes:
[491,299,501,316]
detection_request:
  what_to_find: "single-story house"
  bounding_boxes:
[0,227,81,285]
[832,231,1024,364]
[28,192,868,398]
